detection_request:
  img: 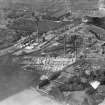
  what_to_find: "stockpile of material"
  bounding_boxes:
[38,58,105,105]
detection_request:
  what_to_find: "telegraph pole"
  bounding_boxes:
[74,35,77,59]
[32,12,39,43]
[36,18,39,43]
[64,0,69,13]
[31,2,39,43]
[75,37,77,59]
[64,0,72,14]
[64,34,66,56]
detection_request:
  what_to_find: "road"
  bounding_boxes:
[0,88,63,105]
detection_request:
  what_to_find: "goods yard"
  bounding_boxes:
[0,0,105,105]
